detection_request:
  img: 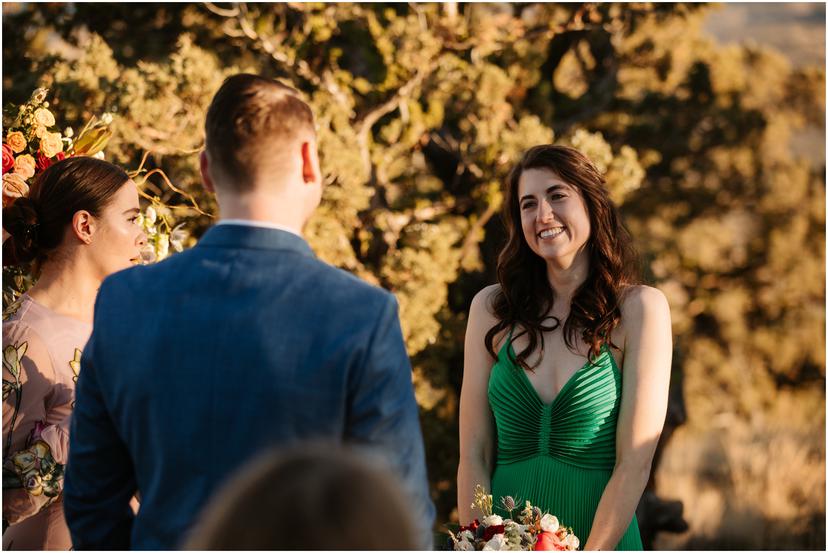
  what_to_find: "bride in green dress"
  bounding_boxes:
[458,145,672,550]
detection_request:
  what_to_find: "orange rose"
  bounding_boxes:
[39,131,63,159]
[13,154,35,180]
[6,131,26,154]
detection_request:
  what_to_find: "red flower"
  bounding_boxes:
[460,519,480,534]
[534,531,567,551]
[36,150,65,172]
[482,524,505,541]
[2,143,13,174]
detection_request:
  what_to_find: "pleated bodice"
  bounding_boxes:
[488,340,620,468]
[487,337,643,550]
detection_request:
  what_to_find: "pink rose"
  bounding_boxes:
[2,173,29,207]
[13,154,35,180]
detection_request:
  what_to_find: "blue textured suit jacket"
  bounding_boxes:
[64,224,435,549]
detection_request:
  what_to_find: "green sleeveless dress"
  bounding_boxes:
[488,337,643,550]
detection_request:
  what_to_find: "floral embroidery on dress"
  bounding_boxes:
[69,348,81,383]
[3,421,64,509]
[69,348,81,407]
[3,342,27,456]
[2,296,24,321]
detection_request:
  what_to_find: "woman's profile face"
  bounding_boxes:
[89,179,147,277]
[517,168,591,265]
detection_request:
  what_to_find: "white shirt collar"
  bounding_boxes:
[215,219,302,238]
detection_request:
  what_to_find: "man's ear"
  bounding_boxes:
[300,141,320,186]
[200,150,216,194]
[71,210,95,244]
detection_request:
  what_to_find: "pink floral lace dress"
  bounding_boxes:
[2,294,91,550]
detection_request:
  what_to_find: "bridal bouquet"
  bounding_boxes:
[448,486,579,551]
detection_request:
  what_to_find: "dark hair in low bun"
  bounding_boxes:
[3,156,130,268]
[3,196,41,265]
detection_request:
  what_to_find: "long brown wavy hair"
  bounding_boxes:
[484,144,640,369]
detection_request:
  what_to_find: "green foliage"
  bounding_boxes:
[4,4,823,545]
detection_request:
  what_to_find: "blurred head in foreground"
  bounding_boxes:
[185,444,419,550]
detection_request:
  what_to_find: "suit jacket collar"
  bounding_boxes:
[196,224,315,257]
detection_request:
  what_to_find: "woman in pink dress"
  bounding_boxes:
[2,156,147,549]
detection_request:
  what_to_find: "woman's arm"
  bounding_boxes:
[3,328,66,524]
[583,285,672,550]
[457,286,499,525]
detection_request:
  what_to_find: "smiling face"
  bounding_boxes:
[517,168,591,266]
[87,179,147,277]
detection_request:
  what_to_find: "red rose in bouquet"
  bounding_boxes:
[459,519,480,534]
[36,150,65,172]
[2,143,13,174]
[534,531,567,551]
[482,524,505,541]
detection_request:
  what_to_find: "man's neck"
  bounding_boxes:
[215,191,306,235]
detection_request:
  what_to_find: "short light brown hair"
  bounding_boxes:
[204,74,315,191]
[185,444,419,550]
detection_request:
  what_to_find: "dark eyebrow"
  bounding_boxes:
[519,184,567,203]
[123,207,140,215]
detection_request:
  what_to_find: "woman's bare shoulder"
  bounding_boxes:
[618,284,670,331]
[470,284,501,316]
[620,284,668,311]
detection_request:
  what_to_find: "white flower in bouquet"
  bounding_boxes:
[139,244,157,264]
[33,108,55,128]
[540,513,559,533]
[482,514,503,527]
[459,530,474,542]
[482,533,507,551]
[562,533,579,550]
[145,206,157,225]
[456,539,474,551]
[170,223,188,252]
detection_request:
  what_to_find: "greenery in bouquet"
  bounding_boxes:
[447,486,579,551]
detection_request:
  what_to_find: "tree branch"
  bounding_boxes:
[203,2,239,17]
[355,61,438,179]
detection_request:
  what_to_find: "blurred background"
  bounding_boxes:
[3,3,824,549]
